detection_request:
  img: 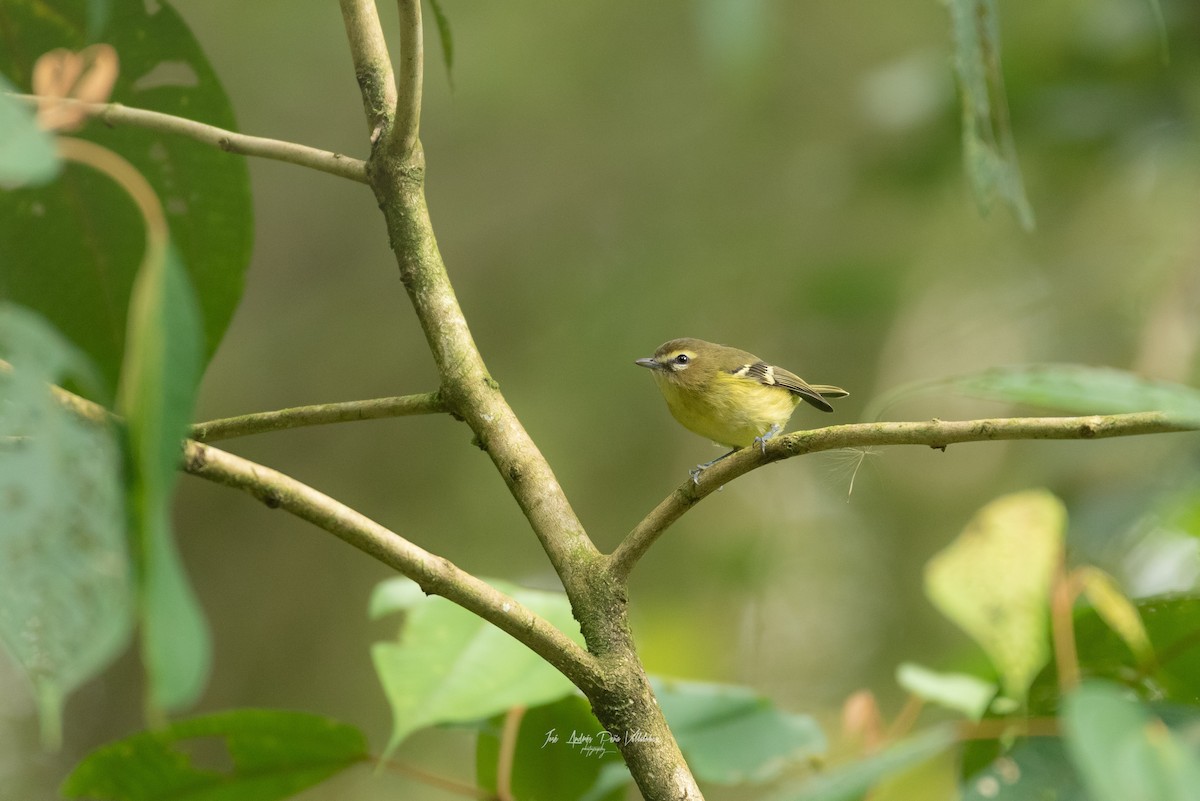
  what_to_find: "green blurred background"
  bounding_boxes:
[4,0,1200,798]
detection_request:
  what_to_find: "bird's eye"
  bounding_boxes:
[674,354,690,364]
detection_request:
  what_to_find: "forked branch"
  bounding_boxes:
[608,411,1197,580]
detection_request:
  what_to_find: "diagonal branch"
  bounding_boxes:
[608,412,1198,580]
[183,439,600,689]
[7,94,367,182]
[190,392,447,441]
[25,372,598,688]
[338,0,398,140]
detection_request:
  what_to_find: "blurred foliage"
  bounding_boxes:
[0,0,253,390]
[2,0,1200,798]
[0,304,129,750]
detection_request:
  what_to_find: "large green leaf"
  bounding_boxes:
[950,365,1200,421]
[0,74,59,187]
[0,0,252,389]
[0,303,131,749]
[119,244,208,713]
[652,677,826,785]
[1062,681,1200,801]
[925,490,1065,704]
[370,577,584,759]
[869,364,1200,422]
[476,695,628,801]
[61,709,368,801]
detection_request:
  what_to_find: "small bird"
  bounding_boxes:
[636,338,848,481]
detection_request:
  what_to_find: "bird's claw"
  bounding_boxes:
[753,423,782,455]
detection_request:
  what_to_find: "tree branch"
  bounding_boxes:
[182,438,600,689]
[389,0,423,159]
[190,392,447,441]
[608,412,1197,580]
[7,94,367,183]
[338,0,398,140]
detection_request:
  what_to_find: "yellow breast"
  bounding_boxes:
[653,372,799,449]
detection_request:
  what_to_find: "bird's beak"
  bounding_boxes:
[635,357,662,370]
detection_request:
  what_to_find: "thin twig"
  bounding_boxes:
[608,412,1198,580]
[377,757,498,799]
[7,93,367,183]
[190,392,447,441]
[339,0,398,140]
[183,439,599,689]
[390,0,423,158]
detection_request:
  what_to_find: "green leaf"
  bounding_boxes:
[0,303,131,750]
[476,695,628,801]
[0,0,253,389]
[652,677,826,785]
[1062,681,1200,801]
[119,244,208,713]
[367,575,429,617]
[925,490,1065,704]
[765,725,958,801]
[0,74,59,188]
[944,0,1034,230]
[896,662,997,722]
[868,364,1200,423]
[61,709,368,801]
[370,577,583,758]
[952,365,1200,421]
[426,0,454,88]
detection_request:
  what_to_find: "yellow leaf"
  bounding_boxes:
[925,490,1066,703]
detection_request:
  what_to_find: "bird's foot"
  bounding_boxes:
[753,424,783,454]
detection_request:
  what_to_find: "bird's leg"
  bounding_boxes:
[689,448,738,484]
[753,423,782,454]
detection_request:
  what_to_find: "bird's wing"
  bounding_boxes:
[729,361,840,412]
